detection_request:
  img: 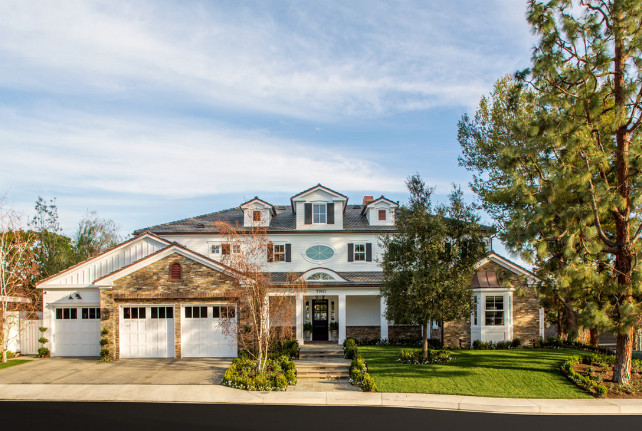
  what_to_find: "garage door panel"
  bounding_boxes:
[53,307,101,356]
[182,305,237,358]
[119,306,174,358]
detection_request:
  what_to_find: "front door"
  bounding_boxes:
[312,299,329,341]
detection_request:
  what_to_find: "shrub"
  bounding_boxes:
[270,337,299,359]
[303,322,313,332]
[511,338,521,348]
[99,338,109,347]
[539,337,614,355]
[343,338,357,359]
[101,328,109,336]
[397,348,453,364]
[361,372,377,392]
[38,337,48,345]
[560,355,608,397]
[3,351,16,359]
[329,321,339,331]
[37,347,49,358]
[222,355,297,391]
[472,339,521,350]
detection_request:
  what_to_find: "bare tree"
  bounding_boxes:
[214,221,306,372]
[1,197,39,362]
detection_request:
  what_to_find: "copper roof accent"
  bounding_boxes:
[362,196,374,206]
[471,271,502,288]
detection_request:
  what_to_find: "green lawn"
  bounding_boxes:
[0,359,31,370]
[359,346,592,398]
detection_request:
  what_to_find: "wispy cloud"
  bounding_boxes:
[0,0,532,120]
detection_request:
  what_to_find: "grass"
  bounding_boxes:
[0,359,30,370]
[359,345,592,399]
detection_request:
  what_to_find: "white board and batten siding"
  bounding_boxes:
[43,236,168,287]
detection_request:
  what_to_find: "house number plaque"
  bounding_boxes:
[316,289,327,294]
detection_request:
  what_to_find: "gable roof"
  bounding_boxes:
[290,184,349,213]
[93,242,243,286]
[475,252,539,284]
[361,195,399,215]
[36,233,171,288]
[239,197,276,215]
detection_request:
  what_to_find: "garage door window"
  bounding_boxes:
[151,306,174,319]
[185,306,208,318]
[123,307,146,319]
[213,306,235,319]
[81,308,101,319]
[56,308,77,319]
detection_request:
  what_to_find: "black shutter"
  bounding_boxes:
[285,243,291,262]
[327,203,335,224]
[304,203,312,224]
[366,243,372,262]
[221,243,229,255]
[348,243,354,262]
[267,243,273,262]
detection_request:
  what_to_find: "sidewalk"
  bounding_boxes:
[1,383,641,414]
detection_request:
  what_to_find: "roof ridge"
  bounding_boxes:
[133,206,241,234]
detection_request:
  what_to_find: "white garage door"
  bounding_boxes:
[181,305,237,357]
[119,306,174,358]
[53,307,101,356]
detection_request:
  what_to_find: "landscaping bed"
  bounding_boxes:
[564,354,642,398]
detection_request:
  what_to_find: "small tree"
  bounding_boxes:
[214,221,306,372]
[73,210,121,262]
[380,175,487,357]
[1,197,39,362]
[37,327,49,358]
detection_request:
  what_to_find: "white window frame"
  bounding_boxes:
[472,296,478,326]
[485,295,504,326]
[272,243,286,262]
[353,243,366,261]
[312,203,327,224]
[231,244,241,254]
[209,243,221,255]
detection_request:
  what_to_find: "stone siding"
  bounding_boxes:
[389,324,421,341]
[100,253,239,360]
[347,325,380,339]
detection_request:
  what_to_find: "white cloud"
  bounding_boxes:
[0,106,407,198]
[0,0,533,120]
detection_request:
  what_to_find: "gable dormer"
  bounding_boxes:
[361,195,398,226]
[290,184,348,230]
[240,197,276,227]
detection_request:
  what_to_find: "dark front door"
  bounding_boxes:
[312,299,329,341]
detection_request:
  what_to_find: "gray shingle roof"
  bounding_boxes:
[134,205,397,234]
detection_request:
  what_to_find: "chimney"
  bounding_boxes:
[362,196,374,206]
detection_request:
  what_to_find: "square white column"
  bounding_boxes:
[295,294,304,345]
[338,294,346,344]
[380,296,389,340]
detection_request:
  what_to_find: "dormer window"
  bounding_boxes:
[378,209,386,220]
[313,203,327,223]
[253,210,262,222]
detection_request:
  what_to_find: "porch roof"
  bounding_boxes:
[267,271,383,286]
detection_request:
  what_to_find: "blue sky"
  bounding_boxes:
[0,0,534,259]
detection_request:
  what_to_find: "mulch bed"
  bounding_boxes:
[573,363,642,398]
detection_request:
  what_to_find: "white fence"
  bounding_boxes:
[19,319,43,355]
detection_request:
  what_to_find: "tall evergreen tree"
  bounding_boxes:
[459,0,642,383]
[380,175,486,357]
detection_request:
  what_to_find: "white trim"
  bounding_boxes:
[94,245,240,286]
[475,253,540,284]
[300,268,347,282]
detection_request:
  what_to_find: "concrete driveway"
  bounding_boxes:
[0,357,232,385]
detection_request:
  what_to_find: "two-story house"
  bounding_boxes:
[36,184,543,359]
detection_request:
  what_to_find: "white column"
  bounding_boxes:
[380,296,389,340]
[338,294,346,345]
[295,294,304,345]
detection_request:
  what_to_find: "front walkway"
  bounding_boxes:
[0,357,231,385]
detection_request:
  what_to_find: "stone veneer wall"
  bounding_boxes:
[100,253,239,360]
[389,324,422,341]
[441,261,541,348]
[346,326,380,339]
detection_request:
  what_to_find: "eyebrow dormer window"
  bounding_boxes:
[253,210,262,222]
[378,209,386,220]
[312,203,327,223]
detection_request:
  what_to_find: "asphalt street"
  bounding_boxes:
[0,401,638,431]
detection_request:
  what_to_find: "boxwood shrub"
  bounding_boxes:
[222,355,297,391]
[560,355,608,397]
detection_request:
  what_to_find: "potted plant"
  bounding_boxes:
[329,321,339,340]
[303,322,312,341]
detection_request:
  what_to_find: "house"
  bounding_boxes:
[36,184,543,359]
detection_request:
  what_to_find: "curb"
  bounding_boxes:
[1,384,642,414]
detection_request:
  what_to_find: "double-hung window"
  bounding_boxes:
[485,296,504,326]
[273,244,286,262]
[210,244,221,254]
[353,243,366,261]
[312,203,326,224]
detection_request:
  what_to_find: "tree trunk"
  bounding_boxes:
[440,320,444,347]
[589,327,599,347]
[1,349,6,363]
[614,327,634,385]
[422,320,429,358]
